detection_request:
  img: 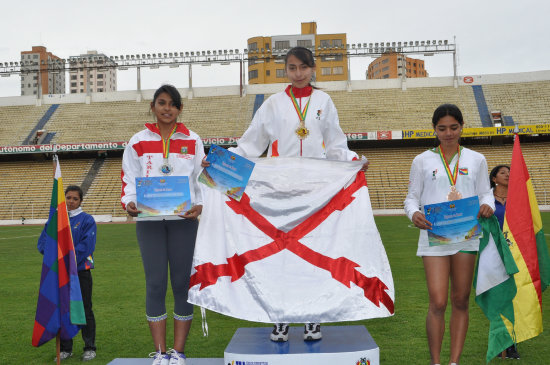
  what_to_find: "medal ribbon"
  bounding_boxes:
[437,145,460,186]
[289,87,310,122]
[161,124,178,159]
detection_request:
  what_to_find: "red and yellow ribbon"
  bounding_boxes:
[437,145,461,186]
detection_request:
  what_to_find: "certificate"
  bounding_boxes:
[136,176,191,217]
[424,196,482,246]
[198,144,255,201]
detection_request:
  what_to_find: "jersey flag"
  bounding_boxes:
[188,157,394,323]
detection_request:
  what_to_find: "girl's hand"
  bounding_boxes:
[126,202,141,217]
[201,157,210,168]
[360,161,370,171]
[477,204,494,218]
[412,211,432,230]
[180,205,202,220]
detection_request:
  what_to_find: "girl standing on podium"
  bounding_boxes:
[203,46,368,342]
[122,84,204,365]
[404,104,494,365]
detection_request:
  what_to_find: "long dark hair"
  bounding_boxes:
[151,84,182,110]
[284,47,318,88]
[489,165,510,189]
[432,104,464,128]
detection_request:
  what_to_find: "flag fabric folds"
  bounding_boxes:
[474,216,518,363]
[501,136,550,345]
[32,159,86,347]
[188,157,394,323]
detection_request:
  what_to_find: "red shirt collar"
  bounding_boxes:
[145,122,190,137]
[285,85,313,98]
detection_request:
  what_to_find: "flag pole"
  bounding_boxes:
[56,333,60,365]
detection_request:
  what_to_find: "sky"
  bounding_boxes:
[0,0,548,97]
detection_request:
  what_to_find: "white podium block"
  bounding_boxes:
[107,358,222,364]
[224,325,379,365]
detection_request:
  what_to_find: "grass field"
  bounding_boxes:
[1,214,549,365]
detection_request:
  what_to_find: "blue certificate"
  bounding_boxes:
[198,145,255,201]
[136,176,191,217]
[424,196,482,246]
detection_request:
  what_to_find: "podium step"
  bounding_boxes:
[224,325,379,365]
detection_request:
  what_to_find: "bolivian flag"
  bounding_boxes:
[502,136,550,344]
[32,158,86,347]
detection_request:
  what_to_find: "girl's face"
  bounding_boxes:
[493,167,510,187]
[434,115,462,148]
[285,55,315,89]
[65,191,82,211]
[151,92,181,125]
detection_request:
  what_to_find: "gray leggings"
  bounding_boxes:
[136,219,198,320]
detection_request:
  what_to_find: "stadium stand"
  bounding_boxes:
[0,104,51,145]
[0,142,548,220]
[1,72,549,221]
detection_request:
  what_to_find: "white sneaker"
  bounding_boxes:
[169,349,187,365]
[53,351,72,361]
[149,350,170,365]
[270,323,289,342]
[304,323,322,341]
[82,350,96,361]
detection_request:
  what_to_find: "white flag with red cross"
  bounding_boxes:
[188,157,394,323]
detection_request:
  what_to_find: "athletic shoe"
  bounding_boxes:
[82,350,96,361]
[169,349,187,365]
[54,351,72,361]
[270,323,289,342]
[149,350,170,365]
[505,345,520,359]
[303,323,322,341]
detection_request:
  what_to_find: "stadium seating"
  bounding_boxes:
[329,86,482,131]
[0,105,51,145]
[0,142,548,220]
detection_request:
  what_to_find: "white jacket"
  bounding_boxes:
[121,123,205,219]
[229,88,357,161]
[404,146,495,256]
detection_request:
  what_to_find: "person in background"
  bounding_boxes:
[490,164,520,360]
[38,185,97,361]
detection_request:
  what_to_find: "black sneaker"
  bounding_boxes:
[270,323,289,342]
[505,345,520,359]
[303,323,322,341]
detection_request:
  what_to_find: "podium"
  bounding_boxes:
[106,325,379,365]
[224,325,379,365]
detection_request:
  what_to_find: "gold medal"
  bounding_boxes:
[295,125,310,140]
[447,185,462,201]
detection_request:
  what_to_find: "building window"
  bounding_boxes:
[382,66,389,72]
[97,81,104,86]
[80,75,84,78]
[265,43,270,50]
[333,66,343,75]
[333,39,343,47]
[71,82,77,87]
[321,54,343,62]
[71,75,77,80]
[97,74,104,79]
[383,74,390,79]
[266,70,270,76]
[274,40,290,50]
[80,89,84,92]
[297,39,312,47]
[249,70,258,79]
[71,90,77,93]
[320,39,330,48]
[276,69,285,78]
[321,67,331,76]
[248,57,256,66]
[248,42,258,50]
[80,82,84,86]
[98,88,103,92]
[382,58,389,64]
[33,54,38,59]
